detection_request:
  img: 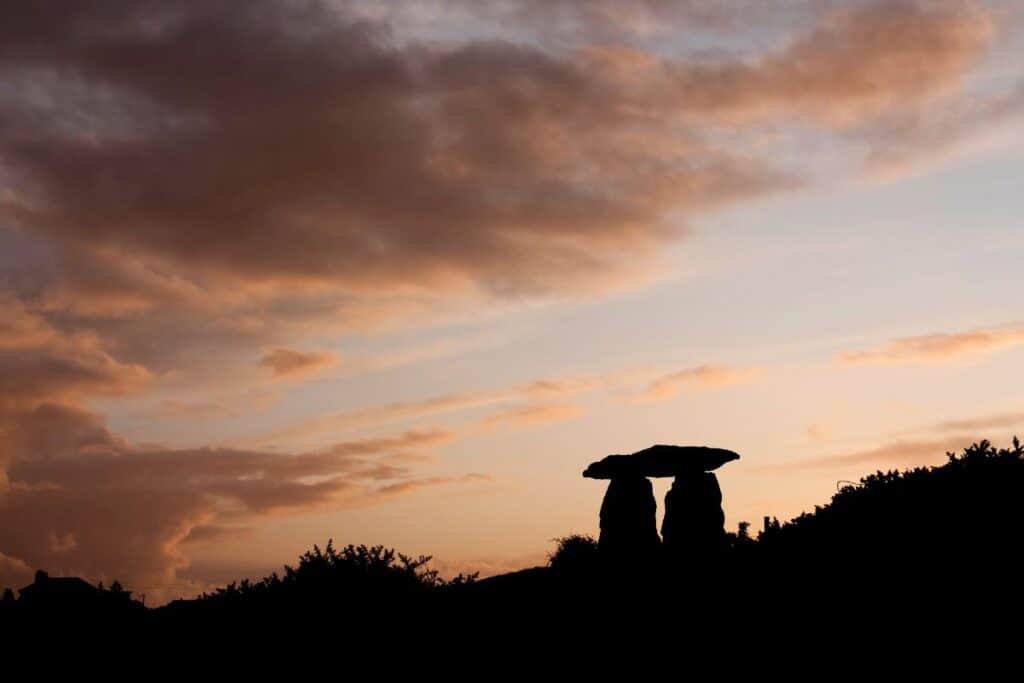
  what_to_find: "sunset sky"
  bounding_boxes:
[2,0,1024,602]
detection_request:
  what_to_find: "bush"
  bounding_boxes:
[548,534,598,573]
[194,539,476,609]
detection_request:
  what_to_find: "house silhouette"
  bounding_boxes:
[16,570,142,612]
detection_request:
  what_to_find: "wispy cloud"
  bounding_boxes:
[254,362,756,447]
[934,411,1024,433]
[479,403,584,429]
[637,365,757,402]
[252,373,606,445]
[785,435,981,470]
[376,473,492,498]
[839,324,1024,364]
[0,551,32,590]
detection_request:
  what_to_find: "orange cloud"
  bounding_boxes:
[255,364,748,446]
[0,294,149,410]
[936,412,1024,432]
[179,525,253,546]
[157,399,234,420]
[258,347,336,378]
[748,0,991,126]
[0,1,1001,428]
[479,403,584,429]
[839,325,1024,364]
[0,0,992,311]
[375,473,492,499]
[0,401,476,596]
[861,82,1024,180]
[786,435,981,470]
[255,373,606,445]
[638,365,757,402]
[0,294,58,350]
[0,551,33,591]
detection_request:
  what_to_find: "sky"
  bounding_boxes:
[2,0,1024,602]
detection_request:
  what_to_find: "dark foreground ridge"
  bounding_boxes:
[4,438,1024,636]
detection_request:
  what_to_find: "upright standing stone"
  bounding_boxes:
[661,472,725,560]
[598,476,660,563]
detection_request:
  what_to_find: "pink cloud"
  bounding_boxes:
[638,365,757,402]
[839,324,1024,364]
[479,403,584,429]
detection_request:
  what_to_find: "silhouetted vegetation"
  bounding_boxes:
[156,540,476,617]
[548,534,599,575]
[757,438,1024,571]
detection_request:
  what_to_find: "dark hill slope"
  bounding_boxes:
[756,438,1024,577]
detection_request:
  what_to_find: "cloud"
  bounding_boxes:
[0,551,33,591]
[157,399,234,420]
[0,0,993,317]
[255,364,746,446]
[479,402,584,428]
[0,293,149,408]
[786,434,980,470]
[254,373,605,444]
[935,412,1024,432]
[180,524,253,546]
[747,0,991,127]
[261,391,508,444]
[0,1,787,303]
[638,365,756,402]
[785,410,1024,469]
[571,1,991,131]
[0,293,58,349]
[0,348,149,406]
[258,346,336,378]
[411,0,798,43]
[0,405,478,597]
[860,81,1024,180]
[375,473,492,498]
[839,324,1024,364]
[0,0,1003,440]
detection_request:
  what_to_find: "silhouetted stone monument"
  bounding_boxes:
[584,444,739,566]
[596,476,660,562]
[661,471,725,560]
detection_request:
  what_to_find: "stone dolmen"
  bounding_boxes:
[583,444,740,564]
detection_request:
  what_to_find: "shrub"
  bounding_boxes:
[548,534,598,573]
